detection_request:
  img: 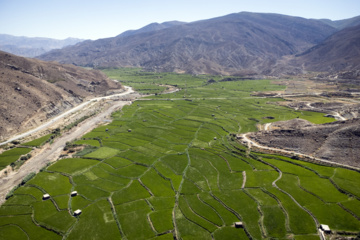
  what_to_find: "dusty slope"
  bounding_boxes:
[248,118,360,168]
[294,24,360,72]
[38,12,337,75]
[0,51,123,141]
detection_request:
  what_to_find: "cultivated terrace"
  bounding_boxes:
[0,69,359,240]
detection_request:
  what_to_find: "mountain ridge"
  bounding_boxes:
[117,21,186,38]
[293,24,360,73]
[0,34,85,58]
[39,12,341,75]
[318,15,360,30]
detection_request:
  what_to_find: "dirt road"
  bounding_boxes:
[241,171,246,189]
[0,86,134,146]
[0,100,132,205]
[239,133,360,171]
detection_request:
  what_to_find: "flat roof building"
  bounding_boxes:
[74,209,82,216]
[320,224,331,234]
[234,222,243,228]
[71,191,78,197]
[42,194,50,200]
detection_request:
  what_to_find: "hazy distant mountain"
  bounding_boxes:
[294,24,360,72]
[39,12,338,75]
[0,51,122,140]
[319,15,360,30]
[117,21,186,38]
[0,34,85,57]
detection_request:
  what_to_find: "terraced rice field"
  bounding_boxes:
[0,69,359,239]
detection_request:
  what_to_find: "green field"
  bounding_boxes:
[0,68,358,239]
[0,147,32,170]
[0,133,57,171]
[22,133,54,147]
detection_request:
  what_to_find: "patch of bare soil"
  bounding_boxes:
[277,100,360,121]
[248,118,360,168]
[267,78,360,121]
[161,84,179,94]
[243,76,360,169]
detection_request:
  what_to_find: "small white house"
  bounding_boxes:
[214,137,217,140]
[74,209,82,216]
[320,224,331,234]
[42,194,50,200]
[234,222,243,228]
[71,191,78,197]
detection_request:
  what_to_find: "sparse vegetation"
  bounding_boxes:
[64,113,96,131]
[21,172,36,185]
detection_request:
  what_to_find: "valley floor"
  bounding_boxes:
[0,70,359,240]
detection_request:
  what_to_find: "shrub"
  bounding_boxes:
[5,185,20,200]
[21,172,36,185]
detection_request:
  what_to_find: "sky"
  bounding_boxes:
[0,0,359,40]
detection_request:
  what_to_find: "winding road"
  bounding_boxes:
[239,132,360,171]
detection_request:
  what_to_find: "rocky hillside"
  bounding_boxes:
[0,34,84,57]
[248,118,360,168]
[38,12,338,75]
[0,51,123,141]
[294,24,360,73]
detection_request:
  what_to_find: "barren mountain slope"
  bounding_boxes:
[38,12,337,75]
[294,24,360,72]
[248,118,360,168]
[0,51,123,141]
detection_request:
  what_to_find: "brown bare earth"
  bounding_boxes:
[0,51,124,141]
[247,118,360,168]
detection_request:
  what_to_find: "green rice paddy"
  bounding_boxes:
[0,147,32,170]
[22,133,54,147]
[0,69,358,239]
